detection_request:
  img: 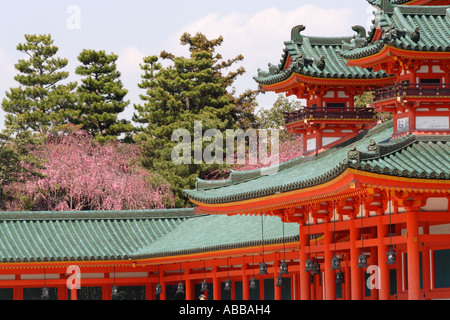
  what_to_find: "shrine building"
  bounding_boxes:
[0,0,449,301]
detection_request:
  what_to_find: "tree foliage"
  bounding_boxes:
[256,94,303,129]
[2,34,77,133]
[0,128,44,210]
[133,32,257,207]
[74,49,133,143]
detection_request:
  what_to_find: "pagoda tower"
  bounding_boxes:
[343,1,450,138]
[254,26,395,156]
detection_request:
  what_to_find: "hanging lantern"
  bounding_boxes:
[305,256,314,272]
[41,287,49,300]
[280,261,289,275]
[249,277,258,290]
[201,279,209,292]
[42,267,49,300]
[276,274,284,288]
[336,269,345,284]
[312,260,320,275]
[386,247,396,265]
[224,279,232,291]
[155,264,163,295]
[357,253,368,269]
[111,284,119,297]
[259,261,268,275]
[155,283,163,295]
[177,281,185,294]
[331,254,341,270]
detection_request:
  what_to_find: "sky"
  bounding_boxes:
[0,0,377,130]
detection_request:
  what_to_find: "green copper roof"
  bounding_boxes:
[341,5,450,60]
[131,214,299,259]
[254,26,389,86]
[367,0,415,6]
[185,121,450,205]
[0,209,195,263]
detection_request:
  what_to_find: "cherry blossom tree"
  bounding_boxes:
[6,125,174,211]
[203,132,303,180]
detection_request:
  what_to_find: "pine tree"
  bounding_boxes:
[2,34,78,133]
[0,128,44,209]
[74,49,133,143]
[133,32,257,207]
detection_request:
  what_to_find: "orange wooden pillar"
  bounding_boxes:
[377,214,390,300]
[259,276,265,300]
[185,269,194,301]
[71,287,77,300]
[350,218,362,300]
[324,222,336,300]
[299,225,311,300]
[274,261,282,300]
[159,274,166,301]
[242,264,250,300]
[406,211,421,300]
[422,224,431,298]
[231,281,236,300]
[213,266,221,301]
[342,255,350,300]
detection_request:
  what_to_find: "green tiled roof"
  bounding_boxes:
[0,209,195,263]
[341,5,450,60]
[131,214,299,259]
[359,137,450,179]
[254,26,389,86]
[0,209,300,263]
[185,121,450,205]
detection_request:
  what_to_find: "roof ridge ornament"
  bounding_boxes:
[348,146,361,167]
[341,26,368,51]
[368,139,381,157]
[381,23,407,42]
[291,25,306,43]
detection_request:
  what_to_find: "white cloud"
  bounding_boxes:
[117,46,146,77]
[168,5,355,59]
[163,5,357,109]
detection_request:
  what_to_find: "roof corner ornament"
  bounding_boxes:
[411,27,421,44]
[257,68,270,78]
[268,63,279,75]
[291,25,306,43]
[381,24,407,42]
[348,146,361,167]
[352,25,367,39]
[341,26,368,51]
[316,56,326,71]
[367,139,381,157]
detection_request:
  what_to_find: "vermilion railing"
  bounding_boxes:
[373,83,450,102]
[284,107,376,125]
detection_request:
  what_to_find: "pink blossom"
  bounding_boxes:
[6,126,175,211]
